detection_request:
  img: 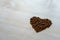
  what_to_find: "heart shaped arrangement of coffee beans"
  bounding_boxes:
[30,16,52,32]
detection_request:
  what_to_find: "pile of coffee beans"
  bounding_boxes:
[30,16,52,32]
